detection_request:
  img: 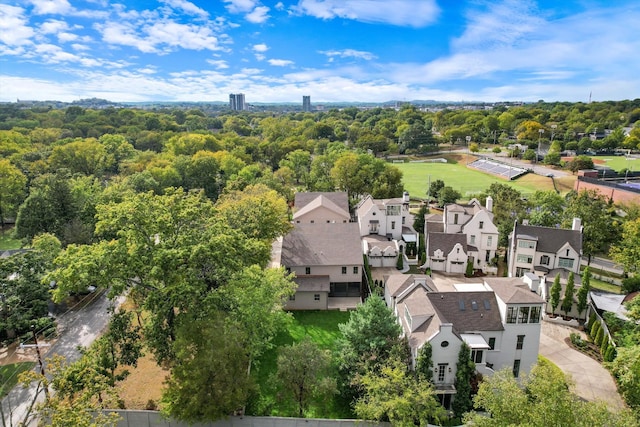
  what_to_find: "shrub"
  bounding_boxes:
[589,320,601,341]
[586,312,596,332]
[594,326,604,348]
[570,333,585,349]
[465,260,474,277]
[622,276,640,294]
[145,399,157,411]
[604,345,617,362]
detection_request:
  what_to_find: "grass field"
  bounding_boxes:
[249,310,353,419]
[0,362,35,398]
[393,155,573,199]
[0,232,21,251]
[592,155,639,173]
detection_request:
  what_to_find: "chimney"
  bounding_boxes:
[485,195,493,212]
[522,219,529,226]
[572,217,582,231]
[403,191,410,204]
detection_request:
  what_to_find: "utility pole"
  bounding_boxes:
[21,326,51,401]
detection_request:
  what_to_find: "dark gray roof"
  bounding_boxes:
[484,277,546,304]
[427,291,504,332]
[514,223,582,254]
[427,232,467,256]
[294,192,349,212]
[293,275,330,292]
[281,222,363,267]
[426,221,444,233]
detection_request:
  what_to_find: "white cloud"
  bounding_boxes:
[207,59,229,69]
[71,43,90,51]
[275,2,285,11]
[39,19,69,34]
[0,5,35,46]
[224,0,259,14]
[28,0,73,15]
[268,58,293,67]
[246,6,270,23]
[255,54,265,61]
[253,43,268,52]
[319,49,377,60]
[292,0,440,27]
[160,0,209,18]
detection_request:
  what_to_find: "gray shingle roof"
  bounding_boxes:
[427,232,467,256]
[514,223,582,254]
[294,192,349,212]
[484,277,546,304]
[427,291,504,332]
[281,222,363,267]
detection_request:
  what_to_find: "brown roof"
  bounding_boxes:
[427,232,467,256]
[294,192,349,212]
[281,222,363,267]
[293,194,350,220]
[514,223,582,254]
[427,291,504,333]
[386,274,435,297]
[483,277,545,304]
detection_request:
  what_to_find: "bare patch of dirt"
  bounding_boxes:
[115,352,168,410]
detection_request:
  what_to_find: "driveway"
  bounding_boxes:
[539,319,626,410]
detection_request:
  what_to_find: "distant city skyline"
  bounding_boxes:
[1,1,639,103]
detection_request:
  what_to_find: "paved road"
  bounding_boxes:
[582,256,625,276]
[1,291,120,426]
[539,319,626,410]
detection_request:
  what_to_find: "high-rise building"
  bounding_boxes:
[229,93,246,111]
[302,95,311,112]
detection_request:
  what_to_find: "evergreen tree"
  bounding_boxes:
[576,267,591,318]
[561,272,575,317]
[416,343,434,383]
[452,343,475,417]
[550,274,562,315]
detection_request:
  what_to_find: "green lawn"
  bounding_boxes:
[393,159,556,200]
[592,155,639,173]
[249,310,353,419]
[0,232,22,251]
[0,362,36,398]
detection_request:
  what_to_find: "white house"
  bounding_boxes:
[425,233,469,274]
[385,273,545,409]
[507,218,583,278]
[356,192,419,264]
[425,197,499,274]
[292,192,350,224]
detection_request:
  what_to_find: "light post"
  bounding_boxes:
[465,135,471,164]
[537,128,544,165]
[550,124,557,142]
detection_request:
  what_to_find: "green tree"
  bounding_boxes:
[452,343,475,417]
[354,357,445,427]
[563,189,618,264]
[0,158,27,230]
[465,358,637,426]
[415,343,433,383]
[608,345,640,410]
[576,267,591,317]
[610,217,640,274]
[566,155,594,174]
[413,204,429,234]
[427,179,445,200]
[485,183,528,247]
[437,186,461,207]
[561,272,575,317]
[528,190,565,227]
[550,274,562,315]
[274,338,337,417]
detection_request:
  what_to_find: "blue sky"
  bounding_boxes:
[0,0,639,103]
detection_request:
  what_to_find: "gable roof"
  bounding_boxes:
[294,192,349,212]
[514,223,582,254]
[293,194,350,220]
[483,277,546,304]
[386,274,435,298]
[427,232,467,256]
[281,222,363,267]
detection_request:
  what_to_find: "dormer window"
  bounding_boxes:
[479,221,484,229]
[454,213,459,224]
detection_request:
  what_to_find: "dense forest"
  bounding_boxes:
[2,99,640,425]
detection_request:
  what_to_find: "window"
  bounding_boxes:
[353,266,358,274]
[540,255,550,265]
[454,214,459,224]
[517,254,533,263]
[305,267,311,275]
[516,335,525,350]
[507,307,518,323]
[487,236,492,247]
[518,240,535,249]
[566,249,570,256]
[342,266,347,274]
[513,359,521,378]
[314,294,320,301]
[402,217,405,224]
[471,349,483,363]
[518,307,530,324]
[438,364,447,382]
[289,294,295,301]
[310,220,314,223]
[529,306,541,323]
[386,205,400,216]
[558,257,574,269]
[488,337,496,350]
[470,235,476,245]
[479,221,484,229]
[391,221,396,230]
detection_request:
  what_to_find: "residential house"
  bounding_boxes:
[275,192,363,310]
[425,197,499,274]
[356,192,419,264]
[507,218,583,278]
[385,273,544,408]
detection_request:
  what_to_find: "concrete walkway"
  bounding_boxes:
[539,319,626,411]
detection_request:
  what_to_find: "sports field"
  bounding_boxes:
[592,155,639,172]
[393,155,573,200]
